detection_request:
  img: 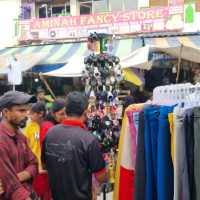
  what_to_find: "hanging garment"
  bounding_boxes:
[168,113,174,163]
[134,111,146,200]
[133,112,140,137]
[184,109,195,200]
[193,108,200,200]
[114,104,144,200]
[144,106,159,200]
[157,106,174,200]
[173,107,190,200]
[127,110,139,168]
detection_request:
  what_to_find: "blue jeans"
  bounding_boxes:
[144,106,160,200]
[157,106,174,200]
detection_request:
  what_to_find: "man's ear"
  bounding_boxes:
[2,108,9,115]
[2,108,10,118]
[38,111,43,116]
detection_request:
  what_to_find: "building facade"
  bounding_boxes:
[0,0,21,48]
[0,0,199,48]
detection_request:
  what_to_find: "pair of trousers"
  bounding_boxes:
[157,106,174,200]
[144,106,160,200]
[173,107,190,200]
[184,108,194,200]
[133,112,139,136]
[168,113,174,163]
[134,111,145,200]
[193,108,200,200]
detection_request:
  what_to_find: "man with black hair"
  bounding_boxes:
[40,98,66,144]
[36,99,66,200]
[42,91,107,200]
[0,91,38,200]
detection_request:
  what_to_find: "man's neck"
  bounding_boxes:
[2,119,18,135]
[66,116,83,123]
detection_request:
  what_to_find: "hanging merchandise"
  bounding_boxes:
[83,53,122,153]
[114,83,200,200]
[7,56,22,86]
[83,34,124,196]
[83,33,123,154]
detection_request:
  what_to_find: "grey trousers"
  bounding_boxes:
[193,107,200,200]
[173,107,190,200]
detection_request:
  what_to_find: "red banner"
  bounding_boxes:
[19,5,184,41]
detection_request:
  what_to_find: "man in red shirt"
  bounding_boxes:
[0,91,38,200]
[42,92,107,200]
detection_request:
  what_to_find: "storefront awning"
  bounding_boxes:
[144,35,200,48]
[43,56,85,77]
[0,53,48,74]
[120,35,200,70]
[0,38,142,73]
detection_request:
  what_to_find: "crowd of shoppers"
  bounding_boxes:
[0,89,107,200]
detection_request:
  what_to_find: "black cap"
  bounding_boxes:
[51,98,65,113]
[0,91,37,110]
[31,102,46,113]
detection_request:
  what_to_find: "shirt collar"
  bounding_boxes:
[0,121,18,137]
[62,119,86,130]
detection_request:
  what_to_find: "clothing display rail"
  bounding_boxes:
[114,83,200,200]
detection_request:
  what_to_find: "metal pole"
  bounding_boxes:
[92,0,94,14]
[103,184,106,200]
[13,85,15,92]
[45,4,48,18]
[176,44,183,83]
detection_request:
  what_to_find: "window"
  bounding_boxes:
[93,0,108,13]
[20,5,32,19]
[124,0,138,10]
[38,3,70,18]
[79,0,108,14]
[51,5,70,16]
[80,1,92,14]
[39,4,50,18]
[110,0,123,11]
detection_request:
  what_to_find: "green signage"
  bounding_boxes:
[185,3,195,23]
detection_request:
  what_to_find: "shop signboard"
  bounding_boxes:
[18,5,184,41]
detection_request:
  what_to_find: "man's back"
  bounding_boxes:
[42,123,105,200]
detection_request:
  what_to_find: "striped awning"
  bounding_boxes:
[0,38,142,71]
[1,35,199,73]
[144,35,200,48]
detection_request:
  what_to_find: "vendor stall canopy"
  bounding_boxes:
[121,35,200,70]
[0,34,200,80]
[0,38,141,74]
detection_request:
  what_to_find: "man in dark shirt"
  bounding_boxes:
[42,91,107,200]
[0,91,38,200]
